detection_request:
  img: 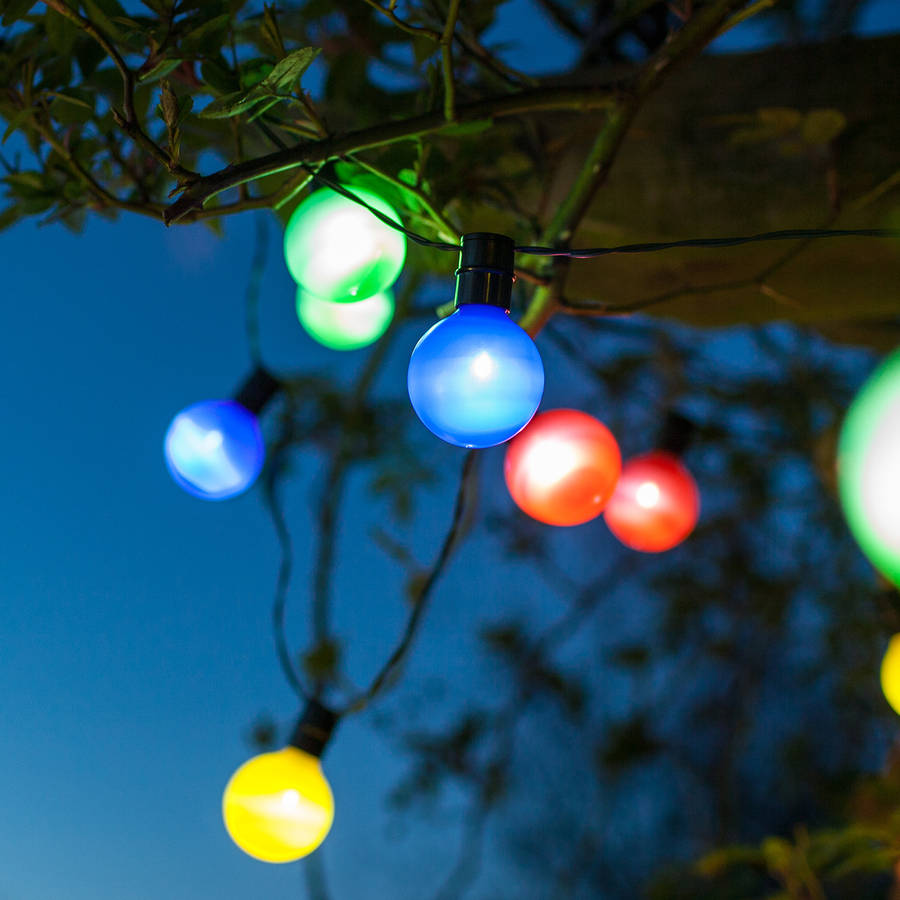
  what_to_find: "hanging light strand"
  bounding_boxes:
[302,165,900,257]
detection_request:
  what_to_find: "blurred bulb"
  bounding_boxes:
[222,746,334,863]
[838,347,900,587]
[604,451,699,552]
[407,305,544,448]
[296,288,394,350]
[283,188,406,303]
[164,400,264,500]
[504,409,621,525]
[881,634,900,715]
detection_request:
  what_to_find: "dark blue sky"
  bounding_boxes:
[1,2,899,899]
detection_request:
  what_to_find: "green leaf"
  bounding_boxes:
[198,87,268,118]
[200,56,238,95]
[45,9,78,56]
[802,108,847,145]
[2,107,33,144]
[180,12,231,53]
[0,204,22,232]
[1,0,36,26]
[138,57,184,83]
[258,46,320,93]
[301,639,341,680]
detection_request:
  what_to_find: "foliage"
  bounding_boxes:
[1,1,900,898]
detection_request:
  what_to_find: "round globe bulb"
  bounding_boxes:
[604,451,700,552]
[164,400,264,500]
[407,305,544,448]
[284,188,406,302]
[838,347,900,587]
[297,287,394,350]
[881,634,900,715]
[222,746,334,863]
[504,409,621,525]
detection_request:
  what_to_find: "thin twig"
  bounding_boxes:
[440,0,463,121]
[343,450,479,714]
[42,0,196,182]
[347,153,460,242]
[519,0,752,336]
[360,0,441,39]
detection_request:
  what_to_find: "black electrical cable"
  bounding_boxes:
[304,165,900,258]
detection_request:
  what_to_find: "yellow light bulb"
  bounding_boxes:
[222,746,334,863]
[881,634,900,716]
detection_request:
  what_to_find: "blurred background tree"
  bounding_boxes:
[1,0,899,897]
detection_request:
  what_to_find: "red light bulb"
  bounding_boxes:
[603,451,699,552]
[504,409,621,526]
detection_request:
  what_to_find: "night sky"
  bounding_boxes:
[1,2,899,899]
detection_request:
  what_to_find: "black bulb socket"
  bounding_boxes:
[288,699,339,759]
[453,232,516,311]
[658,411,696,458]
[233,366,281,416]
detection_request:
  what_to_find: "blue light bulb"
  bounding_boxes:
[164,400,265,500]
[407,305,545,448]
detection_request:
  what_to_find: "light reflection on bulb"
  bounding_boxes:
[164,400,264,501]
[526,438,579,488]
[283,188,406,303]
[838,348,900,587]
[635,481,660,509]
[222,746,334,863]
[470,350,496,381]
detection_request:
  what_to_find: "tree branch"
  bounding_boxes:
[518,0,752,335]
[163,84,621,223]
[440,0,462,121]
[42,0,197,183]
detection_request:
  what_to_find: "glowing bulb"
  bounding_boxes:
[604,451,699,552]
[408,305,544,448]
[283,188,406,303]
[222,746,334,863]
[296,288,394,350]
[164,400,264,500]
[881,634,900,715]
[838,347,900,587]
[504,409,621,525]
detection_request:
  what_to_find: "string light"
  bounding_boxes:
[838,347,900,587]
[881,634,900,716]
[407,234,544,448]
[604,451,700,552]
[504,409,621,525]
[223,700,337,863]
[164,368,280,501]
[283,186,407,302]
[296,287,395,350]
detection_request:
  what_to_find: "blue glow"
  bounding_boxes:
[164,400,265,500]
[407,305,545,448]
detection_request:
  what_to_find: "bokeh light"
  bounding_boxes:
[504,409,621,525]
[296,287,394,350]
[604,451,700,552]
[283,188,406,302]
[838,347,900,587]
[164,400,264,500]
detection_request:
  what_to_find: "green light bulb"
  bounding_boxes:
[296,288,394,350]
[284,188,407,302]
[838,346,900,587]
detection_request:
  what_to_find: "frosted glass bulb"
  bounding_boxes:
[222,746,334,863]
